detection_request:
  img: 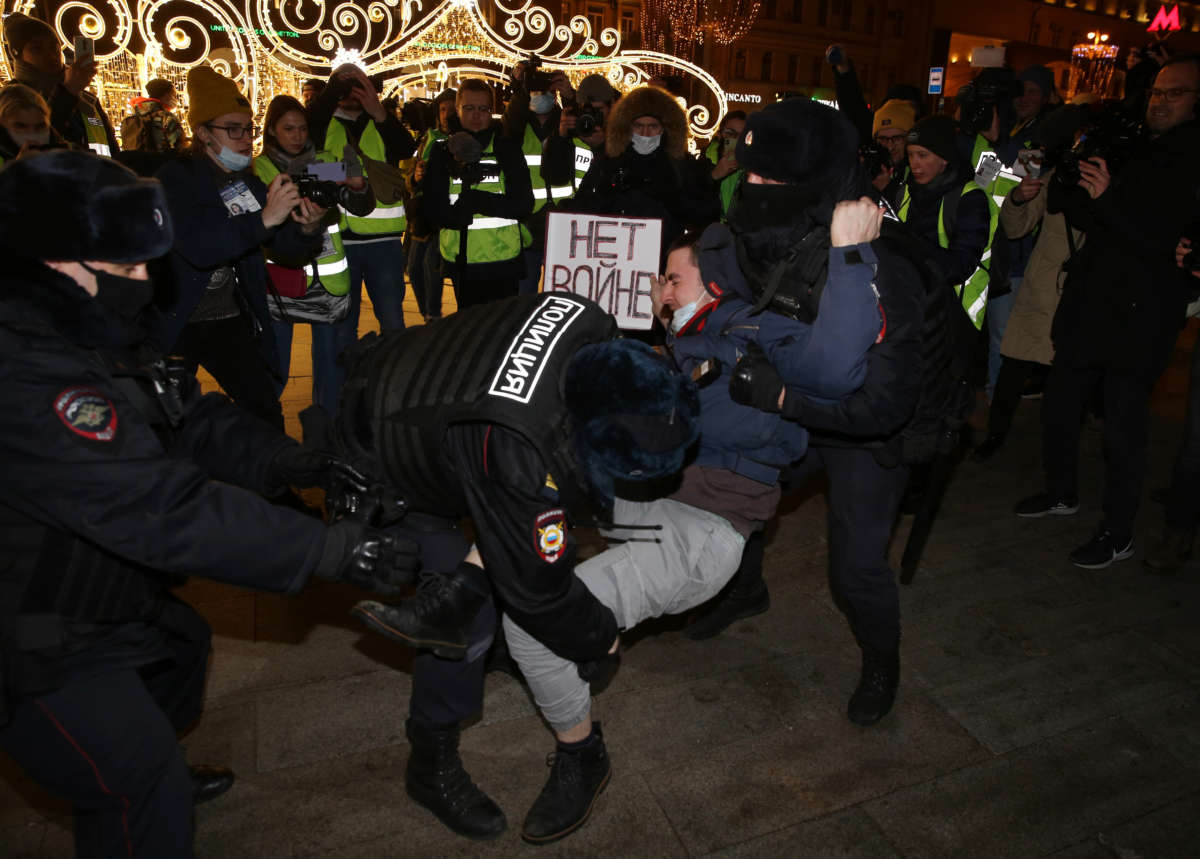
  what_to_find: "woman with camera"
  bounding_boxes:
[253,94,374,418]
[155,68,327,430]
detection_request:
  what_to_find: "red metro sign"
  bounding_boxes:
[1147,5,1182,33]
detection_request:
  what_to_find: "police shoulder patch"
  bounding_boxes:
[54,387,119,441]
[533,508,568,563]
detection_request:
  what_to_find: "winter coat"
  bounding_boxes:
[998,171,1085,366]
[1050,119,1200,373]
[153,154,321,377]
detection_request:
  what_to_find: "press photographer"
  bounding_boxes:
[253,94,375,419]
[1016,54,1200,570]
[422,78,533,308]
[541,74,618,198]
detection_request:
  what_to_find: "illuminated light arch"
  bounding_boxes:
[0,0,726,139]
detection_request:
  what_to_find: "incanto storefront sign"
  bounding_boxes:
[726,92,764,103]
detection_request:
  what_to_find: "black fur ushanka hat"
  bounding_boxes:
[0,150,174,263]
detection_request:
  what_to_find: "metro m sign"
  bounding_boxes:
[1147,4,1182,33]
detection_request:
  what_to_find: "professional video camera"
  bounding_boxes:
[437,132,500,187]
[290,174,340,208]
[1048,105,1145,190]
[957,74,1024,136]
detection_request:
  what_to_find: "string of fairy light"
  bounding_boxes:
[0,0,727,137]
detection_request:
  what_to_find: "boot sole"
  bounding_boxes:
[405,782,508,841]
[1015,504,1079,518]
[520,766,612,846]
[351,604,467,660]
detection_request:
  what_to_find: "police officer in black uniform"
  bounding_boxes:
[0,151,418,858]
[333,293,700,842]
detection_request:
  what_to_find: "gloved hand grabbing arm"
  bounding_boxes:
[315,521,419,598]
[728,342,784,413]
[266,445,371,494]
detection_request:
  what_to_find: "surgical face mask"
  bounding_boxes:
[530,92,556,115]
[631,132,662,156]
[7,128,50,148]
[81,263,154,324]
[669,295,704,334]
[209,141,251,172]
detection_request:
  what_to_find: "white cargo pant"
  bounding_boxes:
[502,497,746,733]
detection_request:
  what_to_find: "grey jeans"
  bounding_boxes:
[502,497,746,733]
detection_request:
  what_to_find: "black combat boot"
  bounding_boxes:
[521,723,611,845]
[685,532,769,641]
[404,718,506,840]
[352,567,486,659]
[847,645,900,726]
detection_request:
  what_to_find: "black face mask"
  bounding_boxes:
[81,263,154,324]
[726,180,827,235]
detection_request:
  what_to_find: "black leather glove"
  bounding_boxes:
[577,643,621,691]
[326,480,408,527]
[728,342,784,413]
[317,521,419,598]
[267,445,371,493]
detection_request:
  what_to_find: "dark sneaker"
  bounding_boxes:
[847,647,900,727]
[971,435,1005,463]
[684,578,770,641]
[1014,491,1080,518]
[190,765,235,805]
[521,725,611,845]
[1069,527,1135,570]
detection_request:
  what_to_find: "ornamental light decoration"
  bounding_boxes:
[700,0,762,46]
[0,0,727,139]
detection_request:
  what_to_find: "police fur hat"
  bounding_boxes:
[736,98,859,193]
[0,150,174,263]
[565,339,700,509]
[606,86,688,159]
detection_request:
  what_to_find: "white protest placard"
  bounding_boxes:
[543,212,662,331]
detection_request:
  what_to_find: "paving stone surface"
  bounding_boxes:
[3,301,1199,857]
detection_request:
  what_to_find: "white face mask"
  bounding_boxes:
[631,132,662,155]
[213,144,252,171]
[669,295,704,334]
[529,93,556,115]
[9,128,50,147]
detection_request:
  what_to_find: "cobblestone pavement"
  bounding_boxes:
[4,295,1199,858]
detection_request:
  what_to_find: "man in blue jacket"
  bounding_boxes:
[499,208,884,844]
[0,151,417,858]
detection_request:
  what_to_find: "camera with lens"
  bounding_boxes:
[574,104,605,136]
[518,55,554,92]
[957,76,1024,136]
[1048,106,1145,190]
[291,174,340,208]
[435,137,499,187]
[858,141,891,181]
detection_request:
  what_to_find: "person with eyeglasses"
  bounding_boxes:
[1013,53,1200,570]
[153,67,328,431]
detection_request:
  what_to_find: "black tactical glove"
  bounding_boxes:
[267,445,371,494]
[326,480,408,528]
[317,521,419,598]
[728,342,784,413]
[577,641,621,691]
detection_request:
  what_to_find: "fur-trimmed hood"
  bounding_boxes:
[606,86,688,159]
